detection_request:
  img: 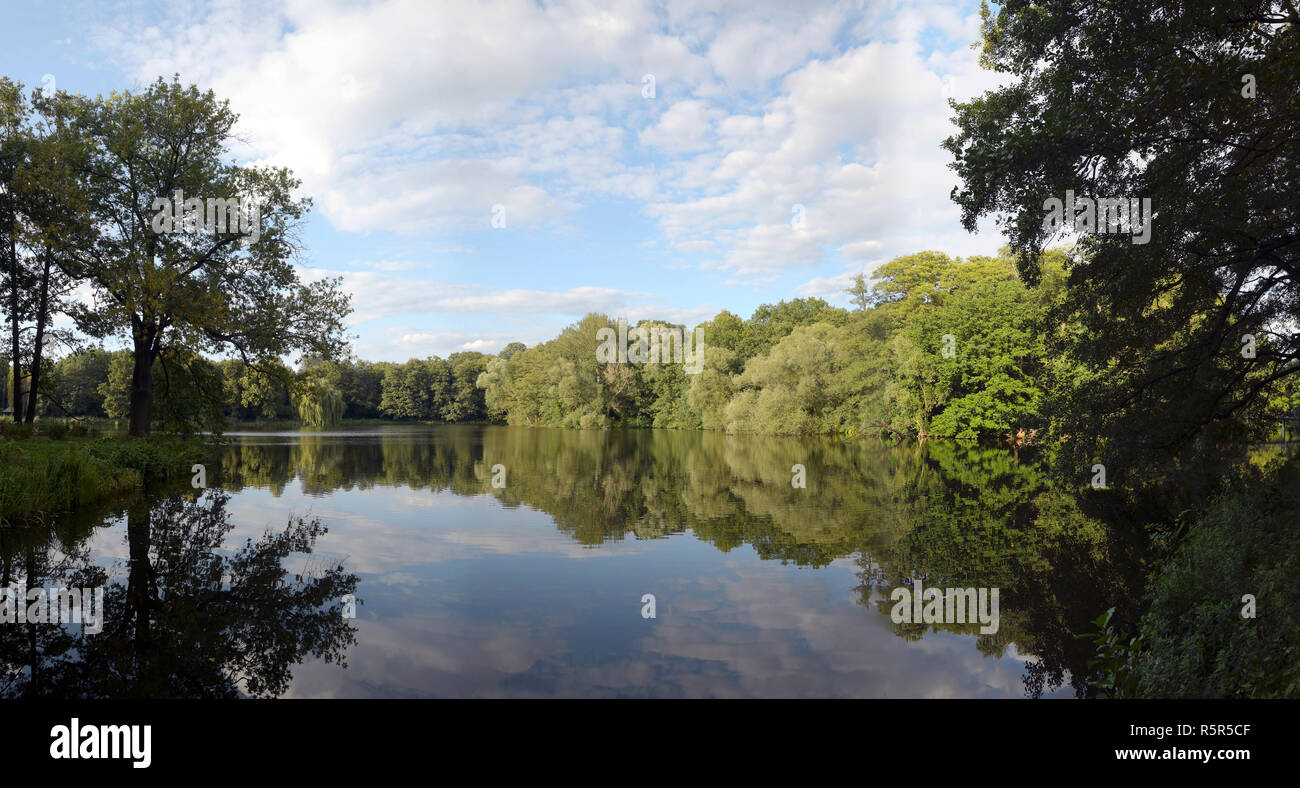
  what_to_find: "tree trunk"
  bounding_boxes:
[7,209,19,424]
[129,332,157,437]
[23,253,51,423]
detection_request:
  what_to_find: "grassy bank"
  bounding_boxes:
[0,431,210,526]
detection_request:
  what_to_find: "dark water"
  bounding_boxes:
[0,424,1147,698]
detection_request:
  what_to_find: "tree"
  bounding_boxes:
[44,349,114,417]
[0,77,26,423]
[15,86,88,423]
[725,323,848,435]
[99,351,132,421]
[881,255,1047,440]
[380,358,450,421]
[920,274,1044,440]
[686,345,737,430]
[219,358,293,420]
[944,1,1300,481]
[100,348,225,434]
[336,359,386,419]
[847,272,871,311]
[697,310,746,363]
[296,378,344,427]
[444,352,488,421]
[860,251,956,320]
[737,298,847,360]
[57,76,350,436]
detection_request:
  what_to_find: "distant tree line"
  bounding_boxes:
[15,246,1083,440]
[24,242,1295,439]
[15,349,492,429]
[478,247,1067,440]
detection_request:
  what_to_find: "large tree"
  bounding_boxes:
[0,79,86,423]
[57,76,350,435]
[0,77,33,422]
[944,1,1300,482]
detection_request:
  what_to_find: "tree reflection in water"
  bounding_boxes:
[0,490,358,698]
[219,426,1147,697]
[3,425,1150,698]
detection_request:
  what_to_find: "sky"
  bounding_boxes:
[0,0,1009,363]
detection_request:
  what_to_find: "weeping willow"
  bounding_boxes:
[296,380,345,427]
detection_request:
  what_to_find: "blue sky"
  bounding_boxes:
[1,0,1007,362]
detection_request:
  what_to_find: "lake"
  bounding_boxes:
[0,424,1147,698]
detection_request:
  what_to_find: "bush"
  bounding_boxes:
[0,435,209,525]
[45,422,69,440]
[1132,458,1300,697]
[0,421,34,439]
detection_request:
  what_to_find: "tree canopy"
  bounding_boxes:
[944,0,1300,480]
[51,76,351,435]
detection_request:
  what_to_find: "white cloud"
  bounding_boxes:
[705,5,846,90]
[76,0,1011,349]
[640,99,722,153]
[796,269,863,300]
[354,260,430,272]
[643,25,1009,275]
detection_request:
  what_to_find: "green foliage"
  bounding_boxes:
[1132,459,1300,698]
[295,378,345,428]
[51,76,351,435]
[913,270,1044,440]
[472,314,619,428]
[380,357,450,421]
[936,1,1300,700]
[726,323,849,435]
[41,349,114,417]
[734,298,848,360]
[465,251,1059,439]
[1077,608,1143,699]
[945,0,1300,482]
[686,346,737,430]
[221,358,293,420]
[16,245,1067,440]
[336,359,387,419]
[444,353,489,421]
[859,250,956,319]
[0,435,203,525]
[17,244,1063,443]
[98,352,132,421]
[100,349,225,435]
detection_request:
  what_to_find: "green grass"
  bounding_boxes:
[0,434,210,526]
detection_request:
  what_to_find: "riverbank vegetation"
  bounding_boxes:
[0,430,204,526]
[1,0,1297,697]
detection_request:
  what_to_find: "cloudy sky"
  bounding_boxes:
[1,0,1008,362]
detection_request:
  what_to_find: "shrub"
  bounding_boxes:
[0,436,209,525]
[1132,458,1300,697]
[0,421,34,439]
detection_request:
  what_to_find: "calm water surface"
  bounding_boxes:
[1,424,1146,698]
